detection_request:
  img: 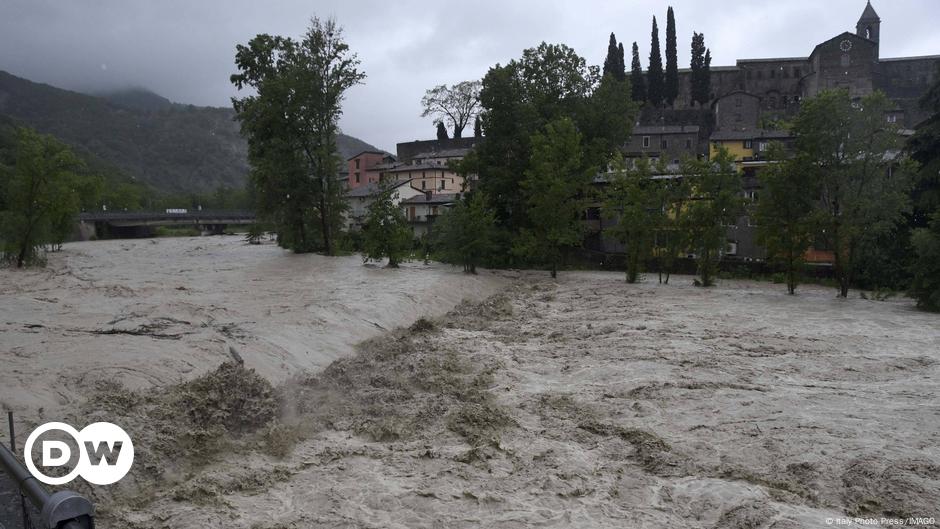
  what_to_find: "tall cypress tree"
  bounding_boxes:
[617,42,626,81]
[647,16,664,107]
[603,33,619,79]
[690,32,711,107]
[665,7,679,106]
[631,42,647,103]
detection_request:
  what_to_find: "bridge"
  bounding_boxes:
[77,210,256,239]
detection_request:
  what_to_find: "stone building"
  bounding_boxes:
[669,2,938,129]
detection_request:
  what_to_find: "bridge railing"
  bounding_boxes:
[77,210,256,222]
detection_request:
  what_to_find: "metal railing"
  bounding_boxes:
[1,414,94,529]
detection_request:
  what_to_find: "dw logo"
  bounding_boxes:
[24,422,134,485]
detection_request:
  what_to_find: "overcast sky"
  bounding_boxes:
[2,0,939,151]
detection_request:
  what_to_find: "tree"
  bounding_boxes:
[681,147,744,287]
[361,184,413,268]
[231,17,364,256]
[473,115,483,138]
[630,42,647,103]
[604,156,662,283]
[793,90,911,297]
[617,43,626,82]
[436,121,449,140]
[755,143,818,294]
[420,81,482,139]
[603,33,620,80]
[433,192,497,273]
[515,118,592,278]
[653,168,690,284]
[0,129,86,267]
[910,213,940,311]
[664,6,679,107]
[476,42,599,237]
[647,17,664,107]
[690,32,712,107]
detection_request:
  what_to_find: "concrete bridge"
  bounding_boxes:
[77,210,256,239]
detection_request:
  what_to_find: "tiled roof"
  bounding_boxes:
[346,179,413,198]
[633,125,700,135]
[387,162,454,173]
[400,193,459,205]
[710,129,793,141]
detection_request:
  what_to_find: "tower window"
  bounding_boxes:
[642,136,650,148]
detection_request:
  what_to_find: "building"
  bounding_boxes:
[347,150,391,190]
[345,180,423,232]
[400,192,460,238]
[666,2,938,129]
[625,125,701,167]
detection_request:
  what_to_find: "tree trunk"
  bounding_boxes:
[319,191,332,256]
[551,261,557,279]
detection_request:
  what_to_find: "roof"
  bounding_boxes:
[412,147,472,159]
[633,125,700,135]
[346,179,413,198]
[346,150,387,161]
[880,54,940,63]
[736,57,807,64]
[714,90,760,101]
[859,1,880,22]
[400,193,459,205]
[809,31,875,60]
[387,162,455,173]
[710,129,793,141]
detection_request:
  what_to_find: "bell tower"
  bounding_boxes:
[856,1,881,58]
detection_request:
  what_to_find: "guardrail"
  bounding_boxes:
[1,414,94,529]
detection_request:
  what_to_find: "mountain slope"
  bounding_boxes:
[0,71,380,194]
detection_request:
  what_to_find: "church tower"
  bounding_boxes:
[856,1,881,58]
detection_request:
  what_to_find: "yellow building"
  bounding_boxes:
[709,129,794,169]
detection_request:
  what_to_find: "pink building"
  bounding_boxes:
[346,150,387,189]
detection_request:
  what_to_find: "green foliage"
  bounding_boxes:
[420,81,481,139]
[630,42,647,103]
[690,32,711,107]
[653,166,691,285]
[664,7,679,106]
[909,212,940,311]
[515,118,593,278]
[681,147,744,287]
[907,63,940,227]
[647,17,664,107]
[362,184,414,268]
[231,17,364,255]
[432,192,498,274]
[436,121,449,140]
[603,33,626,81]
[603,156,662,283]
[0,128,94,267]
[755,143,818,294]
[794,89,912,297]
[475,41,636,259]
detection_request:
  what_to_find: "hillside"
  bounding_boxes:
[0,71,380,194]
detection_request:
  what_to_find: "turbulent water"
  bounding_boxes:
[2,238,939,528]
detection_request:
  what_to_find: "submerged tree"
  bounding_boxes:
[362,184,413,268]
[793,90,911,297]
[433,192,498,273]
[0,129,87,267]
[604,156,662,283]
[755,143,818,294]
[682,147,744,287]
[231,17,364,255]
[515,118,592,278]
[421,81,482,139]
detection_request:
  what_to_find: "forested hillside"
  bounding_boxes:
[0,71,379,194]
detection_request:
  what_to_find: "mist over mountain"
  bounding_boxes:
[0,71,380,194]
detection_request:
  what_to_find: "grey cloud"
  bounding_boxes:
[1,0,938,152]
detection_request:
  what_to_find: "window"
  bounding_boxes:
[769,96,777,109]
[661,139,668,149]
[726,241,738,256]
[685,138,693,149]
[770,69,775,79]
[355,159,360,170]
[744,140,753,149]
[758,142,768,152]
[841,54,851,68]
[421,180,426,190]
[793,67,801,77]
[422,171,426,178]
[355,172,360,183]
[887,115,898,123]
[735,97,742,107]
[642,136,650,148]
